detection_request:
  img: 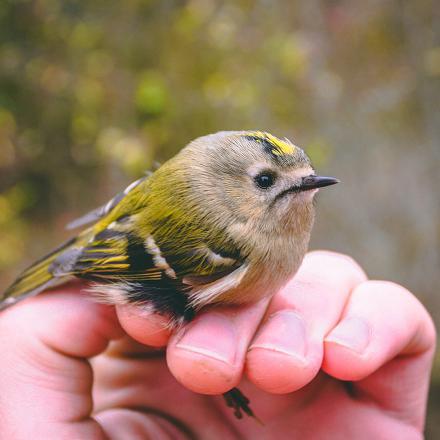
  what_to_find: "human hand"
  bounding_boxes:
[0,252,435,439]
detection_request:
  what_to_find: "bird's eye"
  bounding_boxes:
[254,172,276,189]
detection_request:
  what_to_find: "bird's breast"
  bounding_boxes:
[210,230,310,306]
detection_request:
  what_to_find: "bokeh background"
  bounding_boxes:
[0,0,438,435]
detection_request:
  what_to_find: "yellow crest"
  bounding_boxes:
[246,131,296,156]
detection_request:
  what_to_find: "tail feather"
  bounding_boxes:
[1,236,79,311]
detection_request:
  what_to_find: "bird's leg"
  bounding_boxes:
[223,387,256,420]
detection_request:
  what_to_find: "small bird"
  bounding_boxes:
[1,131,338,419]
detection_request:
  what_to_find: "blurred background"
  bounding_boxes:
[0,0,438,435]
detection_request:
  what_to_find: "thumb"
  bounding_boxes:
[0,282,123,439]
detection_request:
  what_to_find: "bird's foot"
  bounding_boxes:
[223,387,262,423]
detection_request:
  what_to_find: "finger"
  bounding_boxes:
[0,283,124,439]
[116,304,172,347]
[323,280,436,429]
[166,298,270,395]
[246,251,367,393]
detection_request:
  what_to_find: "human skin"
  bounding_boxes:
[0,251,435,439]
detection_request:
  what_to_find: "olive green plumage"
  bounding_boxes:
[1,130,338,321]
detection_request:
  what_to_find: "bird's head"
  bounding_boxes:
[174,131,338,237]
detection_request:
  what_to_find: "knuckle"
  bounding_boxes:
[355,280,437,351]
[305,250,367,282]
[362,279,414,301]
[355,280,418,310]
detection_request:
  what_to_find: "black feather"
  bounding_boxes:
[125,278,194,322]
[74,231,193,321]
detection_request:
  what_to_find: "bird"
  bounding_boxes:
[0,130,338,420]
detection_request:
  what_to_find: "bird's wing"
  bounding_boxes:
[55,171,246,317]
[2,172,245,319]
[65,223,245,319]
[71,224,244,287]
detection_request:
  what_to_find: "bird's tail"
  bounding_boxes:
[1,236,79,311]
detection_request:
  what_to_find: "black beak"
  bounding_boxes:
[298,175,339,192]
[274,174,339,203]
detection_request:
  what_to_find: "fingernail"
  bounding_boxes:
[325,317,371,353]
[249,310,307,362]
[175,314,237,365]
